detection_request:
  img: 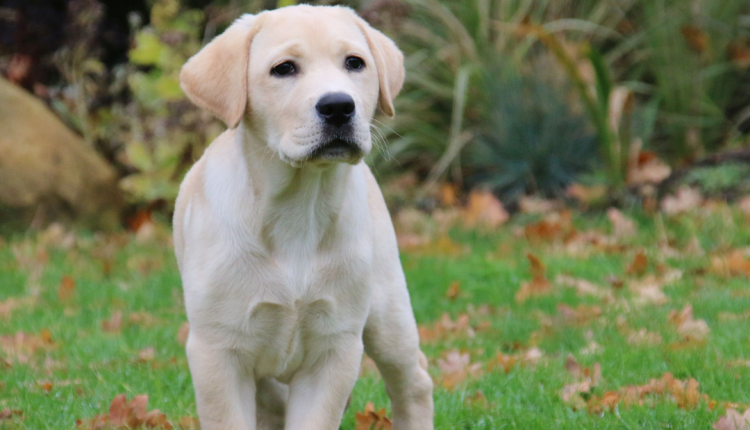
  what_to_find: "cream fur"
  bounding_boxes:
[174,5,432,430]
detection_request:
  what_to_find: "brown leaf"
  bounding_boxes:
[438,350,483,390]
[626,251,648,276]
[524,211,575,244]
[138,347,156,362]
[557,304,602,326]
[355,402,392,430]
[463,189,509,230]
[418,313,477,343]
[109,394,128,426]
[58,275,76,302]
[0,409,23,420]
[668,304,710,342]
[102,311,123,333]
[711,250,750,278]
[661,187,703,216]
[607,208,637,239]
[565,184,607,207]
[515,253,552,304]
[445,281,461,301]
[714,409,750,430]
[518,196,560,214]
[681,25,709,53]
[728,39,750,70]
[177,322,190,346]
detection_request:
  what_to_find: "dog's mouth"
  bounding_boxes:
[308,138,363,162]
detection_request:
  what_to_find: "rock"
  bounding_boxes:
[0,77,123,230]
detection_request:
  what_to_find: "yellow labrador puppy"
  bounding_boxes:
[173,5,433,430]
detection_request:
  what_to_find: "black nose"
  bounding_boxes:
[316,93,355,127]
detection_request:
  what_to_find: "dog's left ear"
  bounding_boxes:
[353,17,405,118]
[180,14,260,128]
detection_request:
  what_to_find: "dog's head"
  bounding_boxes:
[180,5,404,166]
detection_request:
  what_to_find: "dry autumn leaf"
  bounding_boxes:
[518,196,560,214]
[681,25,709,53]
[490,347,543,374]
[438,350,483,390]
[626,251,648,276]
[418,313,479,343]
[463,189,509,230]
[0,409,22,421]
[668,304,710,342]
[515,253,552,304]
[711,250,750,278]
[607,208,637,239]
[445,281,461,300]
[355,402,392,430]
[102,311,123,333]
[177,322,190,346]
[714,408,750,430]
[79,393,172,430]
[58,275,76,302]
[661,187,703,216]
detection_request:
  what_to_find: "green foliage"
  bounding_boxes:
[466,69,597,200]
[102,0,222,205]
[683,163,750,195]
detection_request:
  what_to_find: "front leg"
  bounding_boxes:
[186,334,257,430]
[363,282,434,430]
[284,335,363,430]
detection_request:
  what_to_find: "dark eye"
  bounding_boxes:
[345,56,365,71]
[271,61,297,77]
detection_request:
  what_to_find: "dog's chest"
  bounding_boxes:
[199,240,371,380]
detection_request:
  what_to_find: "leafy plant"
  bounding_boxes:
[466,68,598,200]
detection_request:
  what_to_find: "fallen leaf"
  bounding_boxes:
[438,350,483,390]
[0,409,23,421]
[515,253,552,304]
[177,322,190,346]
[711,250,750,278]
[102,311,123,333]
[463,189,509,230]
[607,208,637,239]
[556,304,602,326]
[668,304,710,342]
[714,408,750,430]
[138,347,156,362]
[355,402,392,430]
[445,281,461,300]
[555,275,610,299]
[626,251,648,276]
[628,145,671,186]
[418,313,477,342]
[739,195,750,215]
[661,187,703,216]
[524,211,575,244]
[490,347,543,374]
[465,390,489,408]
[681,25,709,53]
[58,275,76,302]
[566,184,607,207]
[518,196,560,214]
[728,39,750,70]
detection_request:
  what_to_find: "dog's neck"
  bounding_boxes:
[237,123,354,254]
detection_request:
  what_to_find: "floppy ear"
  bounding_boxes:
[354,18,405,117]
[180,14,259,128]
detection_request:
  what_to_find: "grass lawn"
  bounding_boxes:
[1,204,749,429]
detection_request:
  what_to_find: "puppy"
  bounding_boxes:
[173,5,433,430]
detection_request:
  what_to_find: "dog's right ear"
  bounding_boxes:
[180,14,259,129]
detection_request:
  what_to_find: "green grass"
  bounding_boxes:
[1,207,749,429]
